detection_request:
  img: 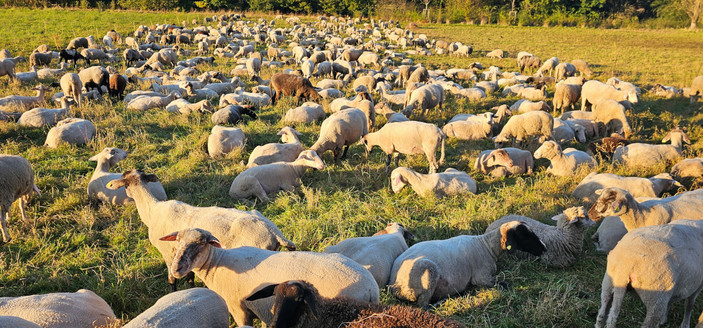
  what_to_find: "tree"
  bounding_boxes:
[680,0,703,28]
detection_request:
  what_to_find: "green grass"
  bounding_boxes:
[1,8,703,327]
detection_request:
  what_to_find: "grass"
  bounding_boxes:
[1,8,703,327]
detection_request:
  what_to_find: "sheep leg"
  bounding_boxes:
[394,153,400,168]
[595,275,614,328]
[385,154,392,174]
[1,209,10,243]
[679,288,702,328]
[168,272,178,292]
[605,285,626,328]
[642,298,669,328]
[19,195,28,222]
[340,145,350,159]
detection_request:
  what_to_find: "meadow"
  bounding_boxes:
[1,8,703,327]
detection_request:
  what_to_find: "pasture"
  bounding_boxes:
[1,8,703,327]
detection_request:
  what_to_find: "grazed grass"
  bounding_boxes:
[1,8,703,327]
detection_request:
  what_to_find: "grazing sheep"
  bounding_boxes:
[588,187,703,231]
[0,85,50,112]
[18,97,74,128]
[442,116,492,140]
[591,216,628,254]
[554,62,576,80]
[246,127,303,167]
[671,158,703,182]
[485,207,594,267]
[324,223,415,287]
[361,121,445,174]
[390,167,476,197]
[108,73,127,99]
[159,228,378,326]
[570,59,593,78]
[613,127,689,168]
[246,280,465,328]
[0,289,116,328]
[58,49,85,67]
[581,80,638,111]
[87,148,167,205]
[28,50,52,68]
[536,57,559,77]
[572,172,680,203]
[591,99,632,137]
[67,37,89,50]
[44,118,96,148]
[517,55,541,74]
[284,102,325,123]
[211,105,257,125]
[0,155,40,243]
[595,220,703,328]
[402,83,445,116]
[689,75,703,103]
[494,111,554,148]
[553,81,581,114]
[389,221,545,307]
[165,99,214,115]
[127,92,180,111]
[123,48,143,67]
[533,140,596,176]
[270,73,321,105]
[208,126,246,159]
[0,58,16,81]
[80,48,110,65]
[123,288,229,328]
[486,49,504,59]
[229,150,325,202]
[475,148,534,178]
[329,95,376,131]
[107,169,296,290]
[78,66,109,94]
[310,108,368,161]
[142,48,178,68]
[396,65,417,87]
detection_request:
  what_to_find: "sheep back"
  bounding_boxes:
[123,288,229,328]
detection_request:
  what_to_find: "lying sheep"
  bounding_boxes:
[671,157,703,183]
[606,77,641,95]
[581,80,638,111]
[165,99,214,115]
[553,81,581,114]
[0,155,40,243]
[44,118,96,148]
[324,223,415,287]
[87,148,167,205]
[534,141,596,176]
[18,97,75,128]
[246,280,465,328]
[0,85,50,112]
[572,172,680,203]
[591,216,628,254]
[588,187,703,231]
[270,73,321,105]
[475,148,533,178]
[123,288,229,328]
[0,289,116,327]
[283,102,325,123]
[390,167,476,197]
[211,105,257,125]
[0,316,40,328]
[159,228,378,326]
[613,127,689,168]
[511,99,551,113]
[246,127,303,167]
[592,99,632,137]
[442,116,492,141]
[361,121,445,174]
[127,92,180,111]
[494,111,554,148]
[389,221,545,307]
[208,126,245,159]
[229,150,325,202]
[310,108,368,161]
[553,118,586,144]
[517,85,547,101]
[375,102,409,123]
[485,207,594,267]
[596,220,703,328]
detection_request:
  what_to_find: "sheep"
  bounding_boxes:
[246,127,303,167]
[0,316,41,328]
[28,50,52,68]
[247,56,262,76]
[587,133,629,161]
[591,215,628,254]
[536,57,559,77]
[375,102,409,123]
[123,48,143,67]
[566,118,601,139]
[0,155,40,243]
[517,55,541,73]
[245,280,466,328]
[284,102,325,123]
[553,118,586,144]
[517,85,547,101]
[442,116,492,141]
[310,108,368,161]
[606,77,641,95]
[581,80,638,111]
[486,49,504,59]
[18,97,74,128]
[570,59,593,78]
[323,223,415,287]
[36,62,67,80]
[554,62,576,80]
[407,66,429,85]
[80,48,109,65]
[207,126,245,159]
[588,187,703,231]
[0,58,16,81]
[511,99,551,113]
[270,73,321,105]
[494,111,554,148]
[389,221,545,307]
[390,167,476,198]
[689,75,703,103]
[123,288,229,328]
[300,59,314,78]
[0,85,50,112]
[44,118,96,148]
[447,84,486,101]
[402,83,444,116]
[67,37,89,50]
[219,89,271,108]
[210,105,257,125]
[595,220,703,328]
[572,172,681,203]
[58,49,85,67]
[533,140,596,176]
[361,121,445,174]
[165,99,213,115]
[78,66,109,94]
[106,169,297,290]
[591,99,632,137]
[142,48,178,68]
[0,289,117,327]
[87,148,167,205]
[396,65,417,87]
[108,73,127,99]
[159,228,378,326]
[650,83,681,99]
[475,148,533,178]
[553,81,581,114]
[357,51,380,68]
[613,127,690,168]
[126,92,180,111]
[671,158,703,183]
[229,150,324,202]
[485,207,594,268]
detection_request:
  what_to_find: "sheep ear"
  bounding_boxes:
[143,174,160,183]
[89,154,101,161]
[304,289,319,318]
[594,189,603,196]
[277,130,286,136]
[159,232,178,241]
[683,133,691,144]
[662,132,671,143]
[106,179,126,190]
[246,284,277,301]
[403,229,417,241]
[208,238,222,248]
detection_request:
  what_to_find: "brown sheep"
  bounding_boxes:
[109,74,127,99]
[270,73,321,106]
[587,134,630,161]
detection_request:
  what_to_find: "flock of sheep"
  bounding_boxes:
[1,11,703,328]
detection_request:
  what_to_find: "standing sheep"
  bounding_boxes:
[0,155,40,243]
[390,167,476,197]
[570,59,593,78]
[60,73,83,107]
[689,75,703,103]
[494,111,554,148]
[78,66,109,94]
[361,121,445,174]
[0,58,16,81]
[591,99,632,137]
[554,62,576,80]
[108,73,127,99]
[246,127,304,167]
[310,108,368,161]
[44,118,96,148]
[270,73,321,105]
[207,126,245,159]
[533,141,596,176]
[402,83,444,116]
[553,81,581,114]
[613,127,689,168]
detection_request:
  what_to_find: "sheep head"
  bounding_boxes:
[373,222,417,241]
[246,280,319,328]
[295,150,324,170]
[534,141,561,160]
[89,147,128,168]
[106,169,160,192]
[499,221,546,256]
[552,206,595,227]
[486,149,514,168]
[663,127,691,145]
[390,167,410,193]
[159,228,221,279]
[588,187,630,222]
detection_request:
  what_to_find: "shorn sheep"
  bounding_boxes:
[310,108,368,161]
[44,118,96,148]
[207,125,246,159]
[245,280,466,328]
[361,121,446,174]
[494,111,554,148]
[159,228,379,326]
[389,221,545,307]
[485,207,595,268]
[390,167,477,198]
[0,155,40,243]
[270,73,321,105]
[596,220,703,328]
[246,127,303,167]
[474,148,533,178]
[533,140,596,177]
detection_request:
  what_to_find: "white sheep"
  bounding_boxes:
[485,207,595,267]
[442,116,492,140]
[517,85,547,101]
[246,127,303,167]
[554,62,575,80]
[475,148,533,178]
[159,227,379,326]
[123,288,229,328]
[613,127,690,168]
[591,215,627,254]
[310,108,368,161]
[59,73,83,107]
[581,80,638,111]
[0,155,40,243]
[283,102,325,123]
[375,102,409,123]
[536,57,559,77]
[18,97,75,128]
[591,98,632,137]
[511,99,551,113]
[229,150,325,202]
[207,125,246,159]
[671,157,703,181]
[553,81,581,114]
[323,223,415,287]
[0,85,50,112]
[553,118,586,144]
[45,118,96,148]
[534,140,596,176]
[165,99,214,115]
[361,121,445,174]
[494,111,554,148]
[0,316,41,328]
[0,58,16,81]
[389,221,545,307]
[127,92,181,111]
[390,167,476,197]
[572,172,681,203]
[402,83,444,116]
[486,49,504,59]
[87,148,167,205]
[596,220,703,328]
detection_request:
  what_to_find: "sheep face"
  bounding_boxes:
[390,170,408,193]
[486,149,514,168]
[246,280,318,328]
[534,141,560,160]
[626,91,638,105]
[552,206,595,228]
[373,222,417,241]
[106,169,160,197]
[663,128,691,145]
[296,150,324,170]
[89,147,127,168]
[499,221,546,256]
[160,228,222,279]
[588,187,630,222]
